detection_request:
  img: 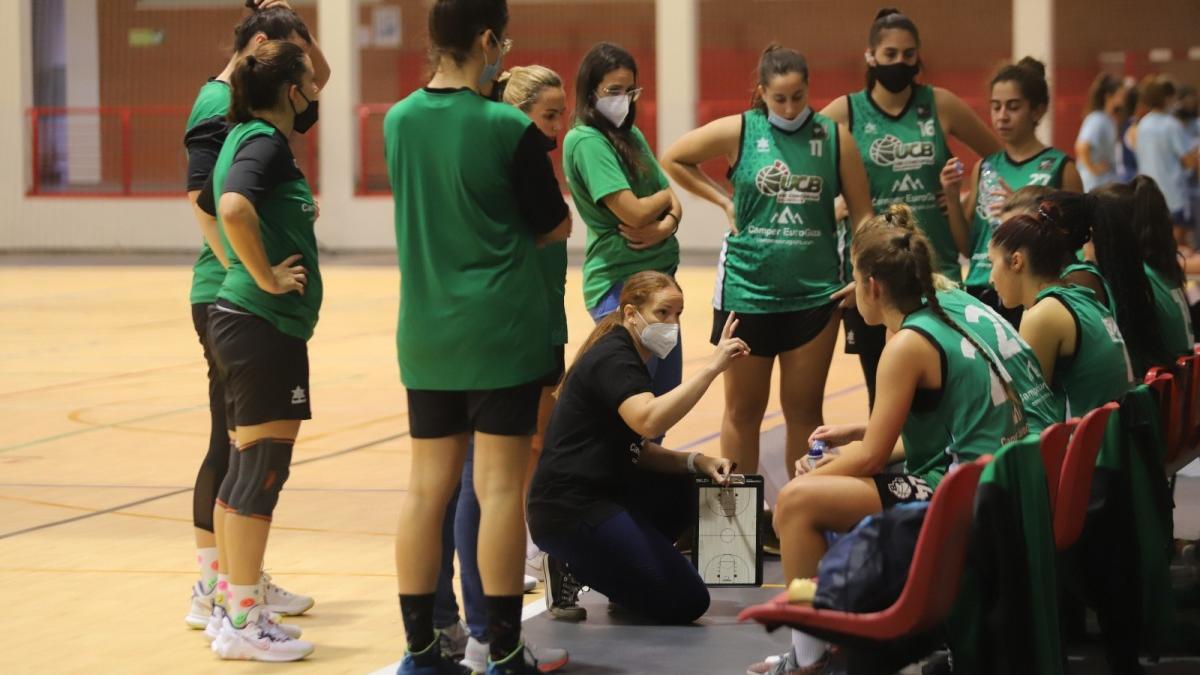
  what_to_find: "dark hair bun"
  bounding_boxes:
[875,6,903,20]
[1016,56,1046,79]
[245,0,259,10]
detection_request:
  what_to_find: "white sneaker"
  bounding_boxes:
[524,549,545,583]
[523,575,538,593]
[185,580,215,629]
[461,636,488,674]
[260,571,314,616]
[211,605,314,662]
[460,636,569,673]
[204,604,302,643]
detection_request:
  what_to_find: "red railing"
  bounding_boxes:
[26,106,319,197]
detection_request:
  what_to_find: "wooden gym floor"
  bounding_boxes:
[3,258,1196,674]
[0,261,871,674]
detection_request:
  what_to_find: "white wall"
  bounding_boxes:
[0,0,727,253]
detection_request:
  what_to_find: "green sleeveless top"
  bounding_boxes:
[1035,284,1134,418]
[965,147,1069,288]
[849,85,956,280]
[716,110,841,312]
[899,306,1026,488]
[1144,263,1194,360]
[937,289,1058,433]
[186,80,231,304]
[1061,258,1116,316]
[214,120,321,341]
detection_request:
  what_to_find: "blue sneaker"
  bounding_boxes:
[397,631,471,675]
[485,644,539,675]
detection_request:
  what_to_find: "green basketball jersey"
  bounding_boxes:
[1061,259,1116,316]
[213,120,321,341]
[937,289,1058,433]
[1144,263,1194,359]
[186,80,231,305]
[849,86,956,279]
[1035,284,1134,418]
[540,242,568,347]
[899,306,1027,488]
[965,148,1069,288]
[385,89,553,389]
[715,110,841,313]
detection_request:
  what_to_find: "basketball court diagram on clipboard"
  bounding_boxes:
[693,475,763,587]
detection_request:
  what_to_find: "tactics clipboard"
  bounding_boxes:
[691,474,764,587]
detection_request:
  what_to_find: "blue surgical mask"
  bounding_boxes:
[768,106,811,133]
[479,36,504,89]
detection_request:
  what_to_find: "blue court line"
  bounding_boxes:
[0,430,411,540]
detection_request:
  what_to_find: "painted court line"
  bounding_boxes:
[0,430,411,540]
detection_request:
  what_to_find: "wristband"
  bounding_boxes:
[686,451,700,474]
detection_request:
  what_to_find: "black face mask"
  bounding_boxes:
[872,61,920,94]
[291,88,319,134]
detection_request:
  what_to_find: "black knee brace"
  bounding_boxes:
[226,439,294,519]
[214,441,239,512]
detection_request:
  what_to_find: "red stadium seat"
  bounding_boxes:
[737,455,990,641]
[1039,421,1077,508]
[1052,403,1119,551]
[1174,354,1200,460]
[1144,367,1177,461]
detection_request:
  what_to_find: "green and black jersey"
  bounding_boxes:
[199,119,321,341]
[184,78,231,305]
[384,88,569,390]
[849,85,956,280]
[716,109,842,313]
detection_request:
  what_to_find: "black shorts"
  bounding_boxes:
[191,303,235,433]
[407,379,542,439]
[842,306,887,355]
[537,345,566,388]
[711,303,840,358]
[873,474,934,508]
[207,300,311,427]
[965,285,1024,329]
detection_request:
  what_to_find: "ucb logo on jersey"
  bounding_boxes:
[755,160,823,204]
[868,134,935,171]
[891,174,925,193]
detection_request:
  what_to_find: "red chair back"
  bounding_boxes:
[1053,402,1119,551]
[737,455,990,641]
[1175,354,1200,458]
[1038,421,1077,508]
[1144,368,1177,461]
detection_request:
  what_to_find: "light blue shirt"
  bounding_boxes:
[1135,111,1189,212]
[1076,110,1118,192]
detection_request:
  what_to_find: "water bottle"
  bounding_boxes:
[806,440,827,470]
[978,161,1003,227]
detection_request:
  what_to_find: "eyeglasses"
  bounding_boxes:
[598,86,642,101]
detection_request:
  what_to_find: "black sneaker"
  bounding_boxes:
[543,554,587,621]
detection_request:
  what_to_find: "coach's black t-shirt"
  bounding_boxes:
[527,328,652,536]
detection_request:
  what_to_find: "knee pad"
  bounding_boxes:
[226,439,293,519]
[214,441,240,510]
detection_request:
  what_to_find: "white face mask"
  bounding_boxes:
[596,94,631,127]
[634,310,679,359]
[768,106,811,133]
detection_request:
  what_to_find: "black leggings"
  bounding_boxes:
[191,303,234,533]
[532,472,709,624]
[843,308,886,411]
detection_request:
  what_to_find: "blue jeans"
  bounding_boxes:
[433,441,487,640]
[588,279,683,400]
[532,472,707,624]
